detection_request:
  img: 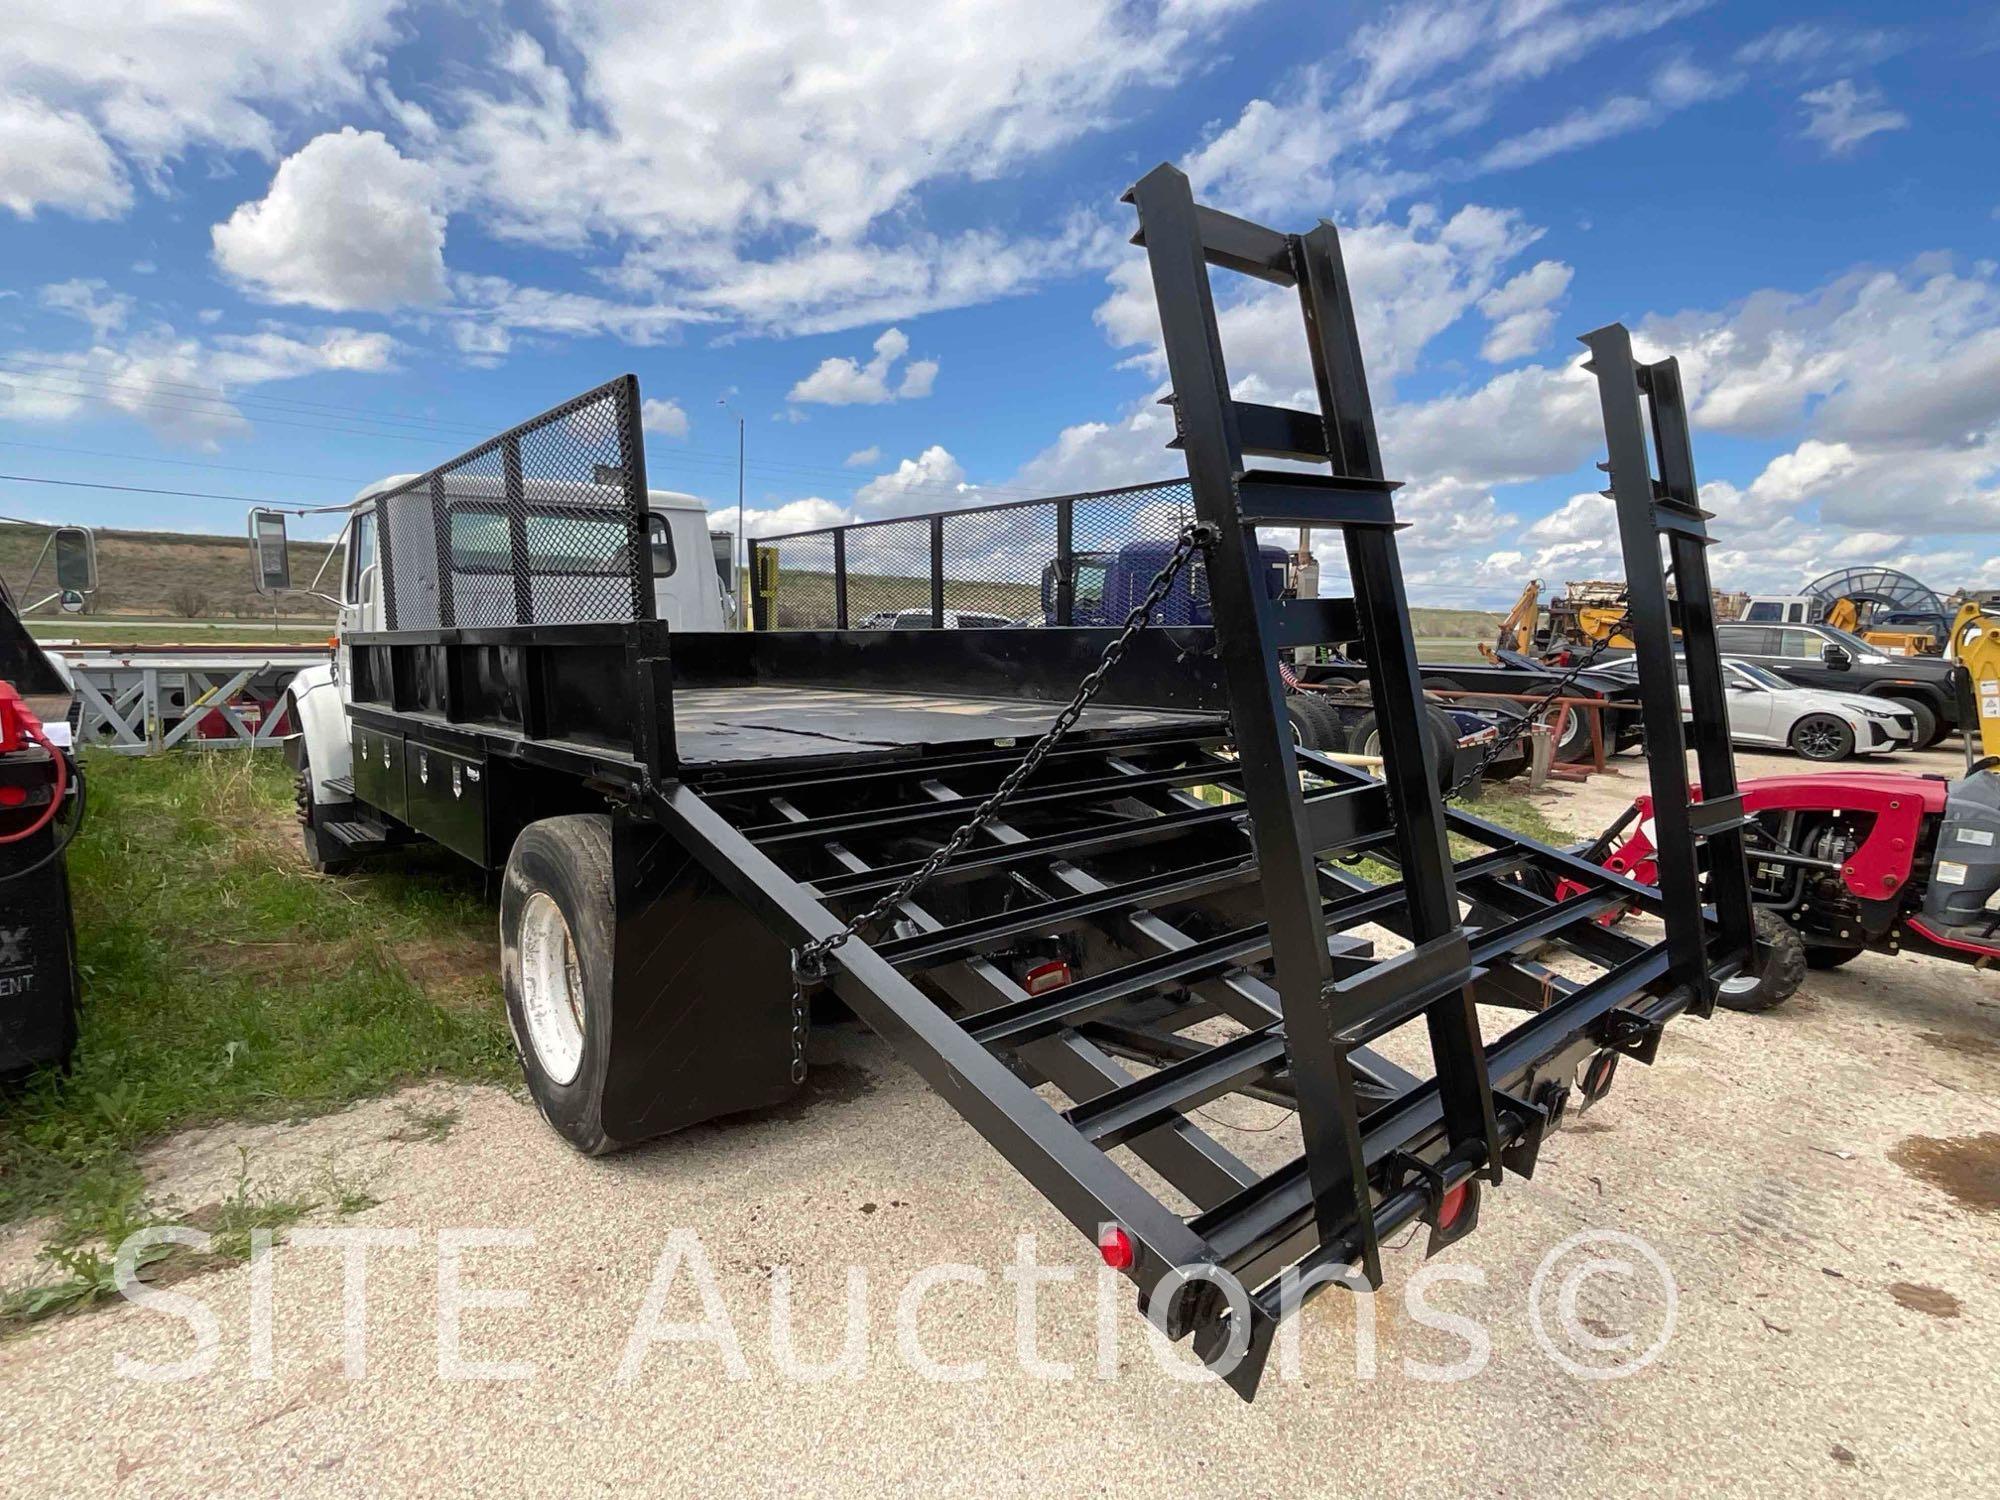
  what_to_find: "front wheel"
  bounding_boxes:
[1789,713,1855,762]
[1887,698,1940,750]
[294,762,355,875]
[501,814,624,1155]
[1717,908,1806,1012]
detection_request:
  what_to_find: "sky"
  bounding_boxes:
[1,0,1996,607]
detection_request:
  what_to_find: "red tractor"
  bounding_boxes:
[1566,765,2000,1010]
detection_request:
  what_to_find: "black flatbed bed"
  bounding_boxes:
[668,683,1221,771]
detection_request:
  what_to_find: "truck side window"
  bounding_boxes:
[1073,561,1106,613]
[648,514,676,578]
[348,507,377,603]
[1777,629,1820,658]
[1744,601,1780,622]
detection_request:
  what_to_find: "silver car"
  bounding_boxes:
[1601,657,1916,761]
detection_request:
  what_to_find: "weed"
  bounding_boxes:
[388,1102,462,1145]
[0,751,515,1228]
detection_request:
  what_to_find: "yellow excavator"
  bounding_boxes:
[1949,600,2000,765]
[1824,596,1938,657]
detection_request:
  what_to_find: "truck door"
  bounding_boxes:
[340,504,382,702]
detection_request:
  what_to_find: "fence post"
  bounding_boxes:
[929,516,945,627]
[1055,498,1074,626]
[833,529,848,629]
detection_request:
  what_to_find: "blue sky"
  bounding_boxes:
[1,0,1995,605]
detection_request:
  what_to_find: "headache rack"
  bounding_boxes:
[335,163,1755,1399]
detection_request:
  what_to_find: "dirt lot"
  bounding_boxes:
[2,742,1995,1497]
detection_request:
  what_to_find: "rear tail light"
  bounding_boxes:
[1023,960,1072,996]
[1097,1224,1134,1270]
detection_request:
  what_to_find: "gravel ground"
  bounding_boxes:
[2,742,1995,1498]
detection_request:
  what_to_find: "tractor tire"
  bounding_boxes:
[1887,698,1939,750]
[1287,694,1345,754]
[1717,908,1806,1012]
[1789,713,1855,762]
[500,814,624,1156]
[1805,944,1866,970]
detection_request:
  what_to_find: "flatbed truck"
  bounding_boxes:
[252,166,1757,1397]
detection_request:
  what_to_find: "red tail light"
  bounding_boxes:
[1024,960,1072,996]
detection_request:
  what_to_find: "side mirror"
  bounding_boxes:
[58,589,86,615]
[52,526,97,595]
[1726,679,1752,692]
[249,509,292,594]
[1821,643,1851,669]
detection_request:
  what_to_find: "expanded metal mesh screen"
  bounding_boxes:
[378,376,651,630]
[756,479,1196,630]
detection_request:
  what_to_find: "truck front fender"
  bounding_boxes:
[282,663,350,801]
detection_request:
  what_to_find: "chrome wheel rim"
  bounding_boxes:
[519,892,585,1085]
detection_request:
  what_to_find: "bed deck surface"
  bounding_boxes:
[672,683,1220,769]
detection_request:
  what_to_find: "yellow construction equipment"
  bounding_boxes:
[1954,601,2000,766]
[1824,596,1937,656]
[1493,578,1541,654]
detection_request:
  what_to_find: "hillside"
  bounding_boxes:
[0,520,1504,639]
[0,524,337,621]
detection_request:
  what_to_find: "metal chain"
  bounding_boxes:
[790,521,1216,990]
[1443,615,1630,801]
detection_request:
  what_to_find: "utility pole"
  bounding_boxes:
[719,398,746,627]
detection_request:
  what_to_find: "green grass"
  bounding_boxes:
[28,621,334,644]
[0,751,515,1231]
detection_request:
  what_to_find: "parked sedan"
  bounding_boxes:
[1595,657,1916,761]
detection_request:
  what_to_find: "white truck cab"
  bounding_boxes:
[283,478,733,819]
[1739,595,1816,624]
[339,475,732,637]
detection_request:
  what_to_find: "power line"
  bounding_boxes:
[0,366,1070,504]
[0,438,380,487]
[0,351,495,437]
[0,471,312,505]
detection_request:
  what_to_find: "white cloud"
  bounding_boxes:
[1736,24,1905,72]
[1478,260,1574,362]
[844,446,882,467]
[852,446,975,516]
[641,398,689,440]
[737,497,853,538]
[1479,59,1735,173]
[39,278,134,339]
[448,273,709,347]
[0,320,396,446]
[0,94,130,220]
[0,1,400,218]
[789,327,939,405]
[1799,80,1909,156]
[449,320,511,365]
[1183,1,1716,218]
[436,3,1251,251]
[213,128,447,311]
